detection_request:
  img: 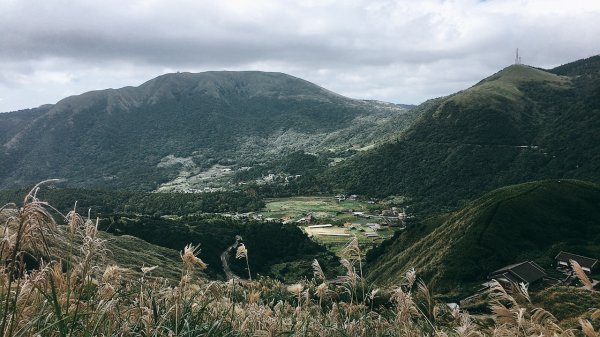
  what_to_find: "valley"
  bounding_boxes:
[262,196,402,253]
[1,55,600,335]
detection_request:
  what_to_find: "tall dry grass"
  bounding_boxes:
[0,184,598,336]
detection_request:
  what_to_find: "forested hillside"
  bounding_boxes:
[327,56,600,209]
[0,71,415,191]
[366,180,600,296]
[0,188,264,216]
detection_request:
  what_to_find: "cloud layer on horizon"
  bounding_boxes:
[1,0,599,112]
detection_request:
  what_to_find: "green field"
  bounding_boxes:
[303,224,397,255]
[263,196,399,255]
[263,196,368,221]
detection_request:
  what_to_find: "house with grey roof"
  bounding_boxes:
[488,261,546,288]
[554,251,599,274]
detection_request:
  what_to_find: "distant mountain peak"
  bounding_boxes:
[136,70,343,103]
[480,64,570,86]
[0,70,413,190]
[444,63,571,109]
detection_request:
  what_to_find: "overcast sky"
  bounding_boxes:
[1,0,599,112]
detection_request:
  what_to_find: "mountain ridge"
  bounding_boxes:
[327,56,600,208]
[0,70,415,190]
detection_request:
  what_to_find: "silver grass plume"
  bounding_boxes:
[570,259,594,290]
[312,259,325,281]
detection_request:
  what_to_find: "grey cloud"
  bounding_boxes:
[1,0,600,112]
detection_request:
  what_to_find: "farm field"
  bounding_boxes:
[263,196,400,254]
[262,196,368,221]
[303,224,397,255]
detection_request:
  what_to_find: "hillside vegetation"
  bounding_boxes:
[100,214,342,282]
[366,180,600,296]
[1,183,599,336]
[0,71,416,191]
[0,188,264,216]
[0,190,184,281]
[328,56,600,209]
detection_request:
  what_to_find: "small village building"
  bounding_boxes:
[554,251,599,274]
[295,214,313,225]
[317,233,351,237]
[488,261,546,288]
[366,223,381,230]
[307,224,333,229]
[352,211,371,219]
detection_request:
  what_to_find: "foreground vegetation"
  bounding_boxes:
[99,214,341,282]
[1,182,599,336]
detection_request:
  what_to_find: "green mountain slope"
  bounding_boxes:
[366,180,600,296]
[0,208,183,280]
[100,214,342,282]
[405,65,570,145]
[328,56,600,208]
[0,71,416,191]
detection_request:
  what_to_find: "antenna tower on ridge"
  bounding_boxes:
[515,48,522,65]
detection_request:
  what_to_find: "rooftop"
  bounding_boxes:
[555,251,599,270]
[490,261,546,284]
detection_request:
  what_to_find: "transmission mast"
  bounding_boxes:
[515,48,522,65]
